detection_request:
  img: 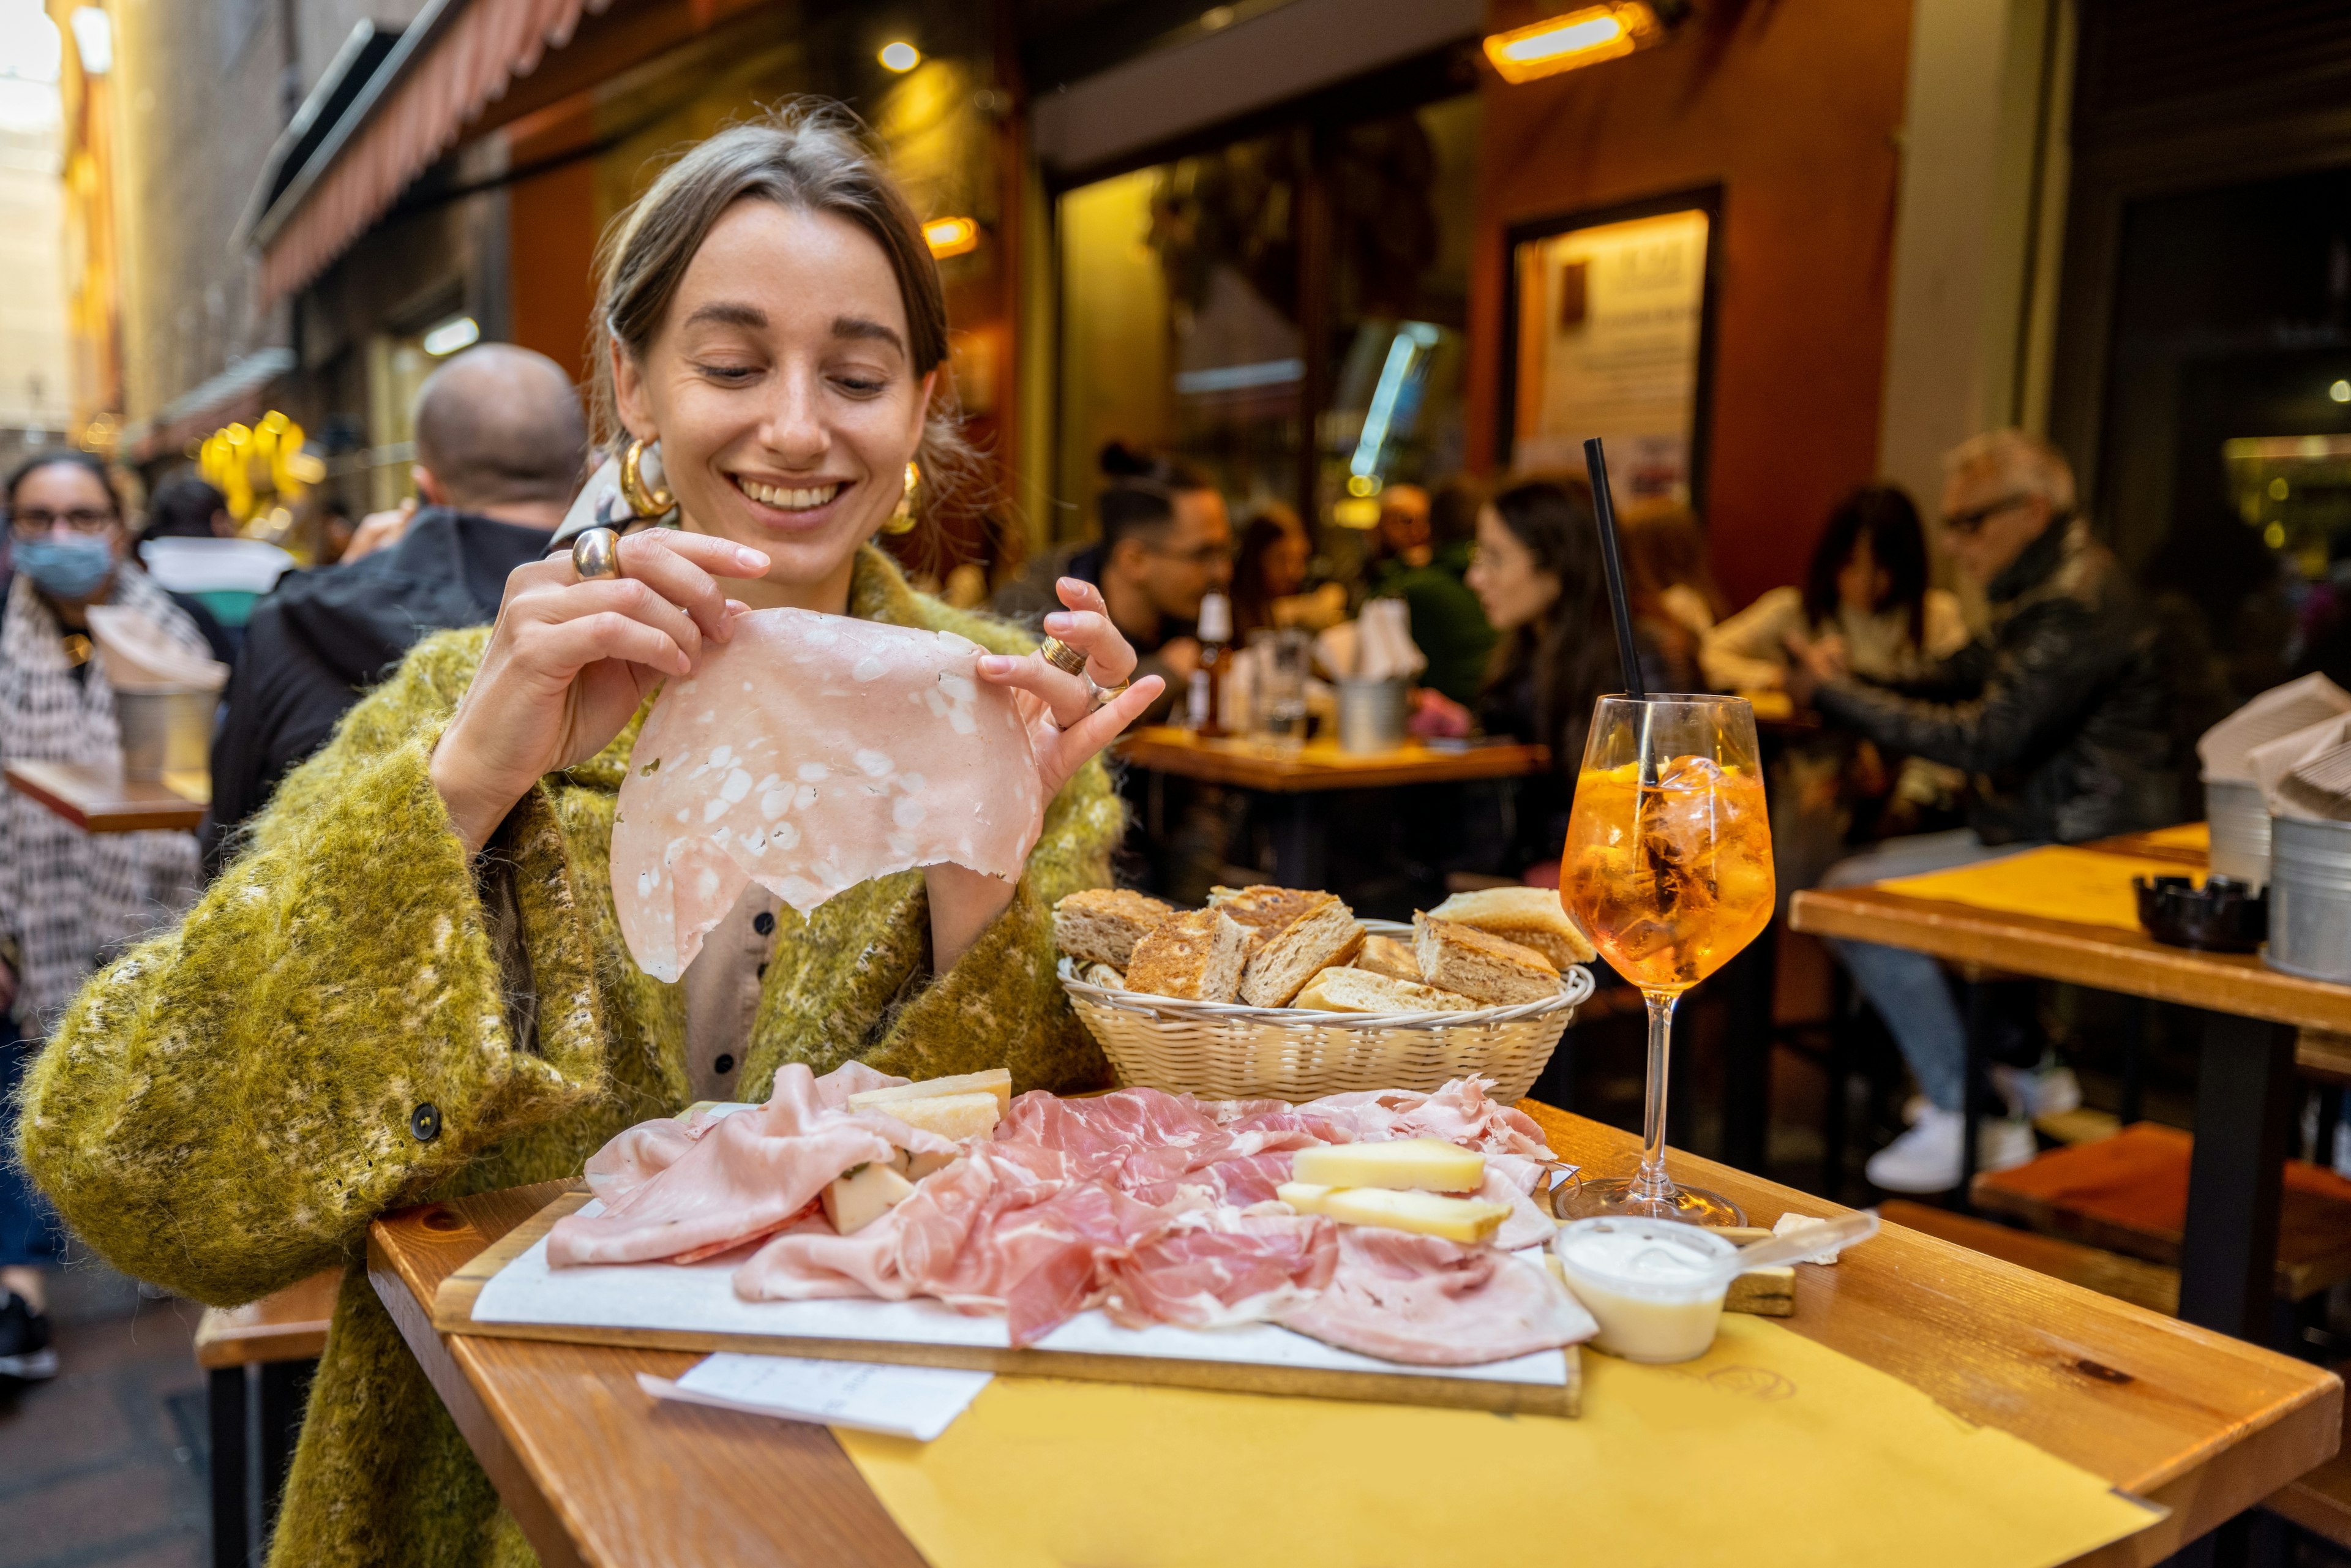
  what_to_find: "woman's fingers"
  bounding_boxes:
[533,576,706,667]
[1036,675,1166,786]
[1040,607,1139,686]
[522,609,694,679]
[977,651,1093,730]
[617,530,768,643]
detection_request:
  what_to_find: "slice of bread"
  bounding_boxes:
[1052,887,1176,967]
[1353,932,1422,983]
[1208,885,1329,952]
[1291,966,1480,1014]
[1412,913,1561,1006]
[1078,962,1126,990]
[1124,908,1251,1003]
[1427,885,1595,967]
[1237,895,1366,1007]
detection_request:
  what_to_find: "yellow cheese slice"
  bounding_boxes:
[848,1068,1014,1114]
[1278,1182,1510,1244]
[873,1091,1002,1142]
[1291,1138,1484,1193]
[823,1160,916,1235]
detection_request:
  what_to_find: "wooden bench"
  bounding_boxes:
[2268,1359,2351,1547]
[1969,1122,2351,1301]
[195,1270,340,1568]
[1879,1199,2180,1316]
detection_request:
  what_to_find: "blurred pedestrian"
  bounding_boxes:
[140,474,233,540]
[1373,477,1494,706]
[201,344,590,870]
[0,451,220,1381]
[1792,432,2173,1192]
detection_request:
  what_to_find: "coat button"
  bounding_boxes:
[714,1053,736,1076]
[752,910,776,936]
[410,1103,442,1142]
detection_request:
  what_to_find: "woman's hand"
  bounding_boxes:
[432,530,770,853]
[1410,688,1472,740]
[1780,629,1850,707]
[924,578,1164,970]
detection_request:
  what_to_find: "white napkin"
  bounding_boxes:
[2199,673,2351,784]
[637,1353,992,1441]
[86,604,229,692]
[1356,599,1427,680]
[2248,714,2351,822]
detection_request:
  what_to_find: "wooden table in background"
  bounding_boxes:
[1790,831,2351,1343]
[3,759,206,833]
[369,1104,2338,1568]
[1112,727,1547,887]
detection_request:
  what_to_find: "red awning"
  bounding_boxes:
[255,0,606,306]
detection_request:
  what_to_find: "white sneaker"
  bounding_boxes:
[1866,1108,2039,1193]
[1995,1063,2082,1120]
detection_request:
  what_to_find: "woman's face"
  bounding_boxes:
[1466,505,1559,632]
[613,200,936,608]
[10,462,125,591]
[1835,536,1890,613]
[1264,525,1309,598]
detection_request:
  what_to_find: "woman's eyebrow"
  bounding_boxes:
[684,301,767,329]
[833,315,905,353]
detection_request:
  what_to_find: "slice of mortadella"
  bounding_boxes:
[612,609,1044,980]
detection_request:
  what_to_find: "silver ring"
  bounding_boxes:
[1037,634,1087,677]
[571,526,621,582]
[1084,675,1130,712]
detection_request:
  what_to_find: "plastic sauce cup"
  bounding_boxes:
[1552,1217,1738,1364]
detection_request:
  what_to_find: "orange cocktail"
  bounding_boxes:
[1563,756,1774,994]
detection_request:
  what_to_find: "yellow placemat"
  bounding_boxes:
[2142,821,2210,850]
[1873,845,2188,932]
[838,1313,2159,1568]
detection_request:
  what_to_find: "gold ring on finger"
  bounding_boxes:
[1037,634,1087,677]
[571,526,623,582]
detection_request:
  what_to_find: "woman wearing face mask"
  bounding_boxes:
[0,452,222,1388]
[17,106,1157,1562]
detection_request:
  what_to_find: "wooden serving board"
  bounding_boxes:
[434,1190,1581,1417]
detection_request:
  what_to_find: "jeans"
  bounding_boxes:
[0,1028,64,1269]
[1820,830,2045,1114]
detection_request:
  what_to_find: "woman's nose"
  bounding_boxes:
[757,370,830,463]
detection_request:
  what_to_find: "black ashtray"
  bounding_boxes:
[2134,874,2267,952]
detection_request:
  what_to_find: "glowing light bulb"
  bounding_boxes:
[879,40,920,72]
[2331,379,2349,402]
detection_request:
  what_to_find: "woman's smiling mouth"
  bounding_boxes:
[732,475,844,512]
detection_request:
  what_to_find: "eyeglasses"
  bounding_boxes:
[1940,494,2033,538]
[9,507,118,538]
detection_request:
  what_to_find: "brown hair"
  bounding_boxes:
[588,101,976,538]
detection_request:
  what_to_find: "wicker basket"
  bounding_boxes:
[1060,920,1594,1103]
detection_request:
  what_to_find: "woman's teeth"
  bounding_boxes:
[735,477,842,511]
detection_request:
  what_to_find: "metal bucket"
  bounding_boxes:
[115,687,214,781]
[1335,677,1409,754]
[2265,814,2351,982]
[2206,778,2274,891]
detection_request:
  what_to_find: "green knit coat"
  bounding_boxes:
[17,546,1121,1567]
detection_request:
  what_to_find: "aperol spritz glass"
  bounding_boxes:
[1557,695,1774,1226]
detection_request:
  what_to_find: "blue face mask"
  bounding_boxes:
[15,536,115,600]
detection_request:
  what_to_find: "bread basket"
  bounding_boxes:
[1059,920,1593,1103]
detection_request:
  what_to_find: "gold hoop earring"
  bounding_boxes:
[883,461,920,535]
[618,437,674,517]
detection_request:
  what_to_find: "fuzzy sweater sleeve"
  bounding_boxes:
[15,634,607,1305]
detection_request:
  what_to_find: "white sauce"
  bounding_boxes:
[1553,1219,1733,1364]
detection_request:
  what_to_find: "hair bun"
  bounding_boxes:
[1098,440,1153,479]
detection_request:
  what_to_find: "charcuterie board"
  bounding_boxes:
[433,1187,1581,1417]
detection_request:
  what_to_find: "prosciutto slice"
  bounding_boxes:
[611,609,1044,980]
[1277,1228,1597,1366]
[579,1062,910,1202]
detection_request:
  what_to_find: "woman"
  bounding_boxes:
[1229,501,1344,639]
[0,451,218,1384]
[1700,484,1967,692]
[1620,504,1726,692]
[19,107,1157,1563]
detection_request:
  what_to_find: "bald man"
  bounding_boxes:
[201,344,590,870]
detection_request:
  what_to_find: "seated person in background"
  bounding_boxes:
[1230,501,1344,637]
[1373,479,1495,707]
[141,475,234,540]
[1621,503,1727,692]
[996,442,1231,725]
[1790,430,2175,1193]
[1702,483,1968,691]
[201,343,590,871]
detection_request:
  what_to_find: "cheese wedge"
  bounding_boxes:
[1277,1182,1512,1244]
[823,1160,916,1236]
[873,1090,1002,1142]
[847,1067,1013,1114]
[1291,1138,1484,1193]
[891,1147,960,1181]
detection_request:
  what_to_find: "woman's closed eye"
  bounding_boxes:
[694,360,764,385]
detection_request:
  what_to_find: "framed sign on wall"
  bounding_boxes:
[1499,188,1722,508]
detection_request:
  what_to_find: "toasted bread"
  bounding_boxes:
[1052,887,1176,967]
[1427,885,1595,967]
[1412,913,1561,1006]
[1237,893,1366,1007]
[1352,932,1422,983]
[1207,885,1332,953]
[1078,961,1126,990]
[1290,966,1479,1014]
[1124,908,1251,1003]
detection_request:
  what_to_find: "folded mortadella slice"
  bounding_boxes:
[612,608,1044,980]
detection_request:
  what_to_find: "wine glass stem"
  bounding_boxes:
[1633,989,1680,1203]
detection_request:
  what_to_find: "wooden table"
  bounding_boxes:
[1789,831,2351,1343]
[1113,726,1547,887]
[369,1104,2339,1568]
[3,759,206,832]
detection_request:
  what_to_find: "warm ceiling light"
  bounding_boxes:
[1483,2,1675,83]
[421,315,480,357]
[878,40,920,72]
[923,216,980,259]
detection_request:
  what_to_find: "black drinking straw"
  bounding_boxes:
[1582,437,1647,701]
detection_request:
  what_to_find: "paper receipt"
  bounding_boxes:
[638,1352,993,1441]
